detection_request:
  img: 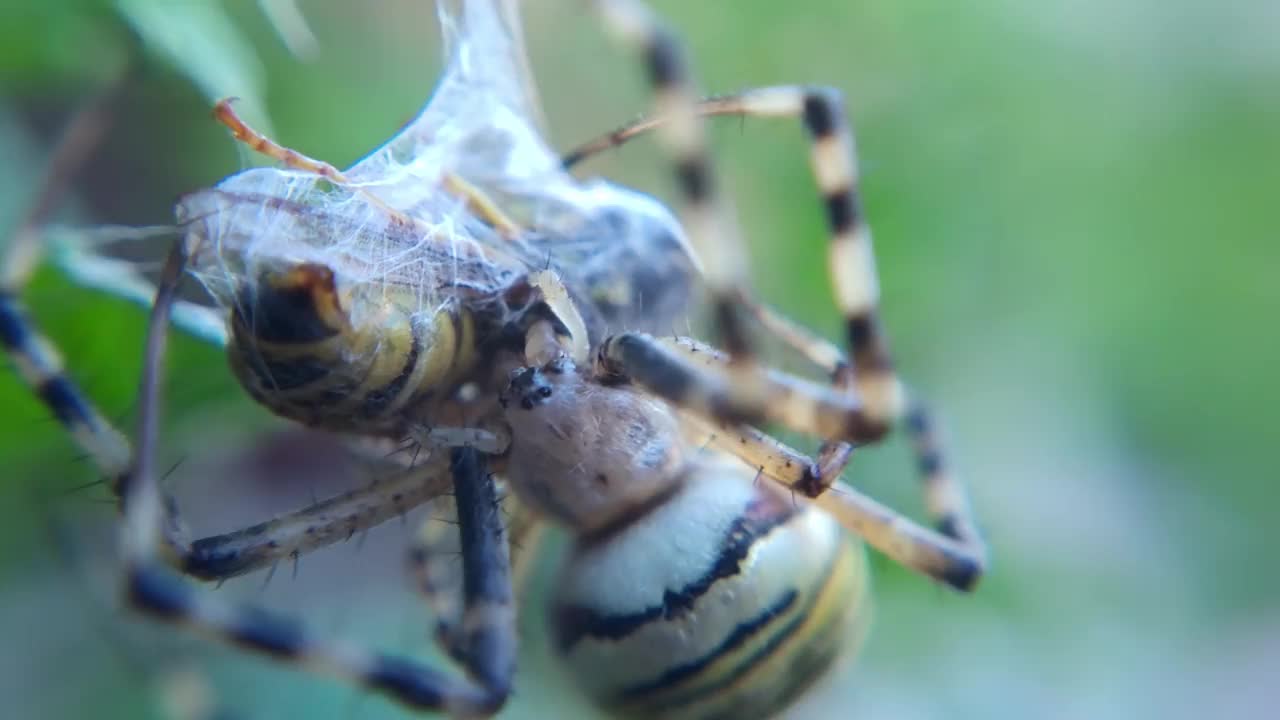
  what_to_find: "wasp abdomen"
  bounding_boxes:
[227,263,476,432]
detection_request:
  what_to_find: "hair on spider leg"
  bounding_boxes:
[57,475,108,497]
[259,560,280,592]
[161,456,187,484]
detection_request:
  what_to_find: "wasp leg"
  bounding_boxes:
[441,172,524,240]
[211,99,413,226]
[212,99,345,181]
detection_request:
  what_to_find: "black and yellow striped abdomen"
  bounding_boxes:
[226,263,477,433]
[550,457,870,720]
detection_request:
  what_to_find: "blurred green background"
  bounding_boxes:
[1,1,1277,718]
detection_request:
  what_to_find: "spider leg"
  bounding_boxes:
[569,85,905,423]
[610,333,985,563]
[591,0,755,360]
[591,6,906,443]
[182,455,455,581]
[409,482,544,665]
[597,331,882,441]
[129,457,516,716]
[1,86,134,483]
[679,410,983,591]
[584,2,985,589]
[409,495,470,666]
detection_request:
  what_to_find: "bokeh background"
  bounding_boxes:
[1,1,1277,718]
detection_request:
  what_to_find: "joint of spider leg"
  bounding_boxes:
[844,411,891,444]
[712,292,755,360]
[643,25,686,91]
[674,153,715,206]
[845,313,893,373]
[824,188,861,239]
[831,359,856,388]
[794,462,828,498]
[801,88,846,138]
[938,550,985,594]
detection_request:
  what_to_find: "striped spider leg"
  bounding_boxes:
[587,0,986,590]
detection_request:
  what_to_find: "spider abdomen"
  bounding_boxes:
[550,458,870,720]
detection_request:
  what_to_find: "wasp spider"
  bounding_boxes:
[1,1,987,717]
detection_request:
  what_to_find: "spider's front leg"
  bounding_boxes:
[583,0,986,589]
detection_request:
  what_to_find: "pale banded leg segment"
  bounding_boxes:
[596,332,886,444]
[678,405,983,591]
[592,0,755,361]
[587,8,912,451]
[1,83,134,485]
[564,84,904,430]
[566,63,986,586]
[602,331,985,590]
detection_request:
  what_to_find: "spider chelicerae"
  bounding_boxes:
[0,1,987,717]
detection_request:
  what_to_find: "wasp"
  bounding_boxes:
[1,1,987,717]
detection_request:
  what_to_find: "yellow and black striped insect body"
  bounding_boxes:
[175,0,700,436]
